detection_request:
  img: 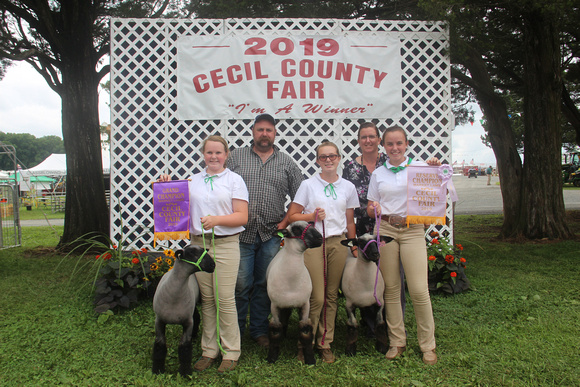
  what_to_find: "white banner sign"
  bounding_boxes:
[177,34,403,120]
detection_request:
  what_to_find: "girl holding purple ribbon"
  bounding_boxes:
[159,135,248,373]
[367,125,440,365]
[287,141,358,364]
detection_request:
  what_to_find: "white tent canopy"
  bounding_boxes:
[25,151,110,176]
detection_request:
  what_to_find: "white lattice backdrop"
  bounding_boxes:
[110,18,452,249]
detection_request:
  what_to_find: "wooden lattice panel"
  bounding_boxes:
[110,18,452,249]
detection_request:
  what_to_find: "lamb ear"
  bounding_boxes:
[340,239,356,247]
[175,249,183,259]
[380,236,394,244]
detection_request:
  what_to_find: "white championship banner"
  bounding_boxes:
[177,34,403,120]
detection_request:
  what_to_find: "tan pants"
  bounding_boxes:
[378,224,436,352]
[193,234,241,361]
[304,235,347,349]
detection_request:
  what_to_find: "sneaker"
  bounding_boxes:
[422,350,437,365]
[217,359,238,373]
[385,346,406,360]
[253,335,269,349]
[319,348,335,363]
[193,356,216,372]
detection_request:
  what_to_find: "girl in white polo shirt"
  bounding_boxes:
[288,141,358,363]
[159,135,248,373]
[367,125,440,365]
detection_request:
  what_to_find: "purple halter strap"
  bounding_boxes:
[355,208,383,306]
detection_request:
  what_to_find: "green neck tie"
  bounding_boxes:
[204,175,217,190]
[324,183,337,200]
[386,158,412,173]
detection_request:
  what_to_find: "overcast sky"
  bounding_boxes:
[0,61,497,166]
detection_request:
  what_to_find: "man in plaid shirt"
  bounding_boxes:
[228,114,304,348]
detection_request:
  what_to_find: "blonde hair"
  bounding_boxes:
[202,135,229,154]
[202,135,229,167]
[316,141,340,157]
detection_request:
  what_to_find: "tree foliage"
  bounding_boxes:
[0,0,186,249]
[420,0,578,239]
[0,131,64,170]
[2,0,577,241]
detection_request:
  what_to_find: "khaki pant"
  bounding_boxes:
[378,224,436,352]
[304,235,347,349]
[193,234,241,361]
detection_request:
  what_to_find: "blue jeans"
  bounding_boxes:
[235,235,281,339]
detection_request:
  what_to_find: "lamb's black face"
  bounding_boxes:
[182,245,216,273]
[356,234,381,262]
[288,221,323,249]
[342,234,394,262]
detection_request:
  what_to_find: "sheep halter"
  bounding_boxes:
[180,249,208,271]
[286,222,313,247]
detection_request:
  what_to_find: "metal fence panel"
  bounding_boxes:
[0,184,21,249]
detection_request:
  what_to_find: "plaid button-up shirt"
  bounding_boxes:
[228,145,304,244]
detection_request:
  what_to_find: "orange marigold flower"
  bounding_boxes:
[428,255,436,261]
[450,272,457,277]
[445,254,454,263]
[132,257,140,264]
[140,247,147,253]
[456,244,464,250]
[112,245,118,249]
[102,253,112,260]
[132,251,138,255]
[432,238,440,245]
[460,257,466,263]
[429,231,439,237]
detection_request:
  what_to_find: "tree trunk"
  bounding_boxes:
[456,44,525,237]
[517,10,572,239]
[562,84,580,144]
[56,8,109,250]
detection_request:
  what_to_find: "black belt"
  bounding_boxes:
[195,232,240,239]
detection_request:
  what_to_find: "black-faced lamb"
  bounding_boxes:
[341,234,393,356]
[152,245,216,376]
[266,221,323,365]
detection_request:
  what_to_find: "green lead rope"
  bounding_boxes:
[202,227,226,355]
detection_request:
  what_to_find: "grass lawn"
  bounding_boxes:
[16,204,65,221]
[0,214,579,386]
